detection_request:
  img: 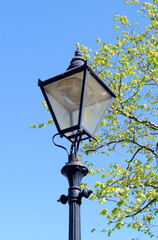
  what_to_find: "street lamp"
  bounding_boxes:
[38,48,116,240]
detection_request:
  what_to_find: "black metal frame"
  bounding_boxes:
[38,61,116,144]
[38,64,85,138]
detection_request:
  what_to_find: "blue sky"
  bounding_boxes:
[0,0,154,240]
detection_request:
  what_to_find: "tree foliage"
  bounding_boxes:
[79,0,158,238]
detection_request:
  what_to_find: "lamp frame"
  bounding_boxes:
[38,60,116,143]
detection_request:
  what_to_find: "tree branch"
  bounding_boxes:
[106,139,158,158]
[125,198,156,218]
[117,109,158,130]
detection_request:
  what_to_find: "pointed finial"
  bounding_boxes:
[75,47,82,57]
[67,47,85,70]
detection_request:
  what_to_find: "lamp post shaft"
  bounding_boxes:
[61,153,88,240]
[69,191,81,240]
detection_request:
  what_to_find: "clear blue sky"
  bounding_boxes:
[0,0,153,240]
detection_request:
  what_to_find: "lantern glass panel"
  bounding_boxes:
[43,71,84,130]
[82,71,113,135]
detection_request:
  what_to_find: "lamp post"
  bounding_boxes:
[38,48,116,240]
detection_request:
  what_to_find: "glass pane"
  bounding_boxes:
[82,71,113,135]
[43,71,84,130]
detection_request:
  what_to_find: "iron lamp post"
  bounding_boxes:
[38,48,116,240]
